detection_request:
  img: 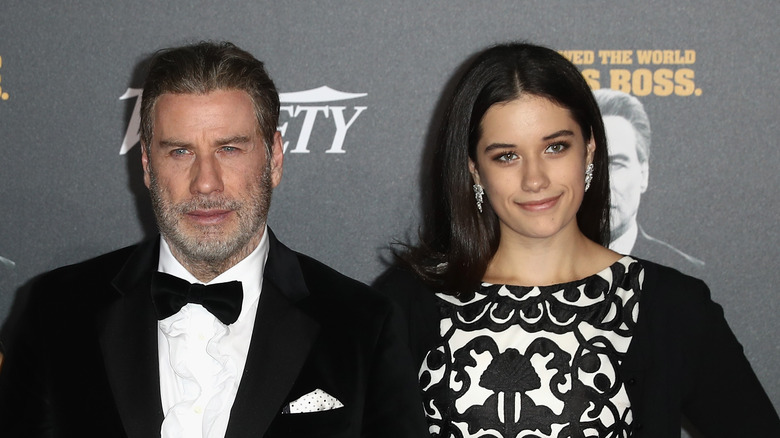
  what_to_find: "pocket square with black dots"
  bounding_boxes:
[282,389,344,414]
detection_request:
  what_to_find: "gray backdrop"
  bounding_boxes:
[1,0,778,429]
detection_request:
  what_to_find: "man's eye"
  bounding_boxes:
[609,158,628,169]
[171,148,189,156]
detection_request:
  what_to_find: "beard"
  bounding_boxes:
[148,162,273,267]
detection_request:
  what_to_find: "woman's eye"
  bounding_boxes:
[545,143,568,154]
[496,152,517,162]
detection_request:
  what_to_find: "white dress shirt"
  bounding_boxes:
[609,220,639,254]
[156,227,269,438]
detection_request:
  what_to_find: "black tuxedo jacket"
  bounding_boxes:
[375,259,780,437]
[0,230,428,438]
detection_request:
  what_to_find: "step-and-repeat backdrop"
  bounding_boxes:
[1,1,777,431]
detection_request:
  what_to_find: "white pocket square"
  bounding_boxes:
[282,389,344,414]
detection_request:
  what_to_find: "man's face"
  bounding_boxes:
[142,89,283,268]
[604,115,648,238]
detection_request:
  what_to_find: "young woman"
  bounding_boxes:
[376,42,779,437]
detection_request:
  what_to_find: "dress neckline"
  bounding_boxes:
[480,255,635,290]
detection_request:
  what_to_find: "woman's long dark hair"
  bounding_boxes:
[398,42,610,297]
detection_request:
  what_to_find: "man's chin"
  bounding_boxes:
[163,227,238,258]
[177,240,242,263]
[610,212,629,234]
[161,212,266,265]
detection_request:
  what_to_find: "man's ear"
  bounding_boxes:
[141,143,151,189]
[639,160,649,193]
[269,131,284,188]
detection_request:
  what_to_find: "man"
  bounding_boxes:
[594,88,705,270]
[0,42,427,438]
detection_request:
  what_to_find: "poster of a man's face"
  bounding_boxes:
[603,114,648,241]
[594,89,704,270]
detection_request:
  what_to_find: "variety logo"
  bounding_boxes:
[119,86,367,155]
[0,255,14,269]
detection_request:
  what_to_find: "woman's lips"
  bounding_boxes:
[517,195,560,212]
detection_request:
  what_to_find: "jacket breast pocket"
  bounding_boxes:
[266,407,353,438]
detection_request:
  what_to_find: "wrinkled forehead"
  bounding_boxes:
[150,90,261,140]
[155,89,262,125]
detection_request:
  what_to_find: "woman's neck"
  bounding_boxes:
[483,228,619,287]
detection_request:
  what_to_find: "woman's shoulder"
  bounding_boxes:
[633,257,718,329]
[629,261,780,435]
[374,264,427,289]
[635,258,709,298]
[373,264,443,365]
[374,264,446,324]
[373,264,438,305]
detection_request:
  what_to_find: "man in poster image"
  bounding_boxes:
[594,89,705,270]
[0,42,427,438]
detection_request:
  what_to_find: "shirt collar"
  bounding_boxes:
[609,220,639,255]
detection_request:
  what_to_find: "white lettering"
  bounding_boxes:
[328,106,367,153]
[120,86,367,155]
[279,86,366,103]
[119,88,143,155]
[279,106,295,152]
[290,106,329,154]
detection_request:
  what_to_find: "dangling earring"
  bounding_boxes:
[584,163,594,192]
[473,184,484,213]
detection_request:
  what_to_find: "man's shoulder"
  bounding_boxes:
[286,251,400,324]
[26,240,157,310]
[265,231,393,318]
[294,252,382,303]
[13,240,151,323]
[36,242,145,287]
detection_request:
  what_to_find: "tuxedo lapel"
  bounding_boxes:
[96,238,164,438]
[226,230,320,438]
[92,232,319,438]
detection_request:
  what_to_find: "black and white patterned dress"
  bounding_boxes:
[419,256,644,438]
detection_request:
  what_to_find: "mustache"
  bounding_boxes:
[173,196,242,214]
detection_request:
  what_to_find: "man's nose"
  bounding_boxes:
[190,154,224,195]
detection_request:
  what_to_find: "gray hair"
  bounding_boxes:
[594,89,651,164]
[140,41,279,152]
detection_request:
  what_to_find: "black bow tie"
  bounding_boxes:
[150,272,243,325]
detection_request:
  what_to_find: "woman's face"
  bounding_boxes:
[469,95,594,244]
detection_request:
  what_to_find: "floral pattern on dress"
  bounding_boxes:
[420,257,643,438]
